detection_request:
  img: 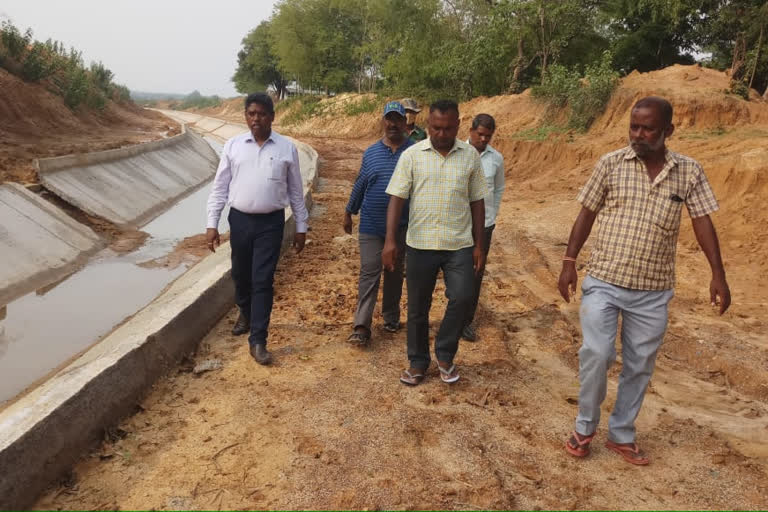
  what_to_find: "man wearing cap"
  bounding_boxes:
[463,113,505,342]
[402,98,427,143]
[206,92,309,366]
[344,101,413,345]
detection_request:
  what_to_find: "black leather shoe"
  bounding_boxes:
[461,324,477,342]
[232,313,249,336]
[249,344,273,365]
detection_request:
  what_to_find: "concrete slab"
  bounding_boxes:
[0,184,102,306]
[0,114,319,509]
[38,128,218,228]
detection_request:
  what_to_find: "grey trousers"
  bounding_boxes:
[352,228,406,331]
[465,224,495,326]
[576,275,674,443]
[406,246,475,370]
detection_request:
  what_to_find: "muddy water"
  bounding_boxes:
[0,141,227,406]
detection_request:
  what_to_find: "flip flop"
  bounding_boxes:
[565,431,596,457]
[605,440,650,465]
[400,369,425,386]
[438,364,460,383]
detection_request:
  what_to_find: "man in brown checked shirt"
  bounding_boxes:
[558,97,731,465]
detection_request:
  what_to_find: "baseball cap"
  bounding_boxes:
[383,101,406,118]
[401,98,421,113]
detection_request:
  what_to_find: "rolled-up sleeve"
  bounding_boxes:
[206,139,233,229]
[287,144,309,233]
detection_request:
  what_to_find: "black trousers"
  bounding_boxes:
[406,246,475,370]
[228,208,284,347]
[466,224,495,326]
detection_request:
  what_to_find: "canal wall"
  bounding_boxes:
[0,112,319,509]
[38,126,218,228]
[0,183,102,307]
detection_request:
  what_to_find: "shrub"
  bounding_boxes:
[343,95,379,116]
[21,41,58,81]
[532,52,619,132]
[0,22,31,61]
[280,95,324,125]
[728,80,749,100]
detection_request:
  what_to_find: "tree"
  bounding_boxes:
[232,21,287,97]
[270,0,364,94]
[702,0,768,96]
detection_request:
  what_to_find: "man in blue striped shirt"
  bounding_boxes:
[343,101,412,345]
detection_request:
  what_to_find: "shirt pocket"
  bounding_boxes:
[268,157,288,181]
[651,189,684,233]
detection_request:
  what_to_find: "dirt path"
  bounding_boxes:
[37,137,768,510]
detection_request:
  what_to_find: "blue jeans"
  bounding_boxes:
[575,275,674,443]
[228,208,284,347]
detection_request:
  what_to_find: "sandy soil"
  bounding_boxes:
[36,124,768,509]
[0,68,177,185]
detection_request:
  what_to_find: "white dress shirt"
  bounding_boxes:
[468,141,505,227]
[206,130,309,232]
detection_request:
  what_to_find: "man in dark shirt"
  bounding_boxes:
[344,101,412,345]
[402,98,427,143]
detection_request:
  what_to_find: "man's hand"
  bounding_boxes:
[558,261,578,302]
[710,274,731,315]
[473,246,486,275]
[343,212,353,234]
[206,228,220,253]
[294,232,306,254]
[382,239,398,272]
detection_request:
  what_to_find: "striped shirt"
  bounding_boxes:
[386,138,487,250]
[346,139,413,237]
[578,146,719,290]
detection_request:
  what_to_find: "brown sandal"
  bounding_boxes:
[605,440,650,465]
[565,431,596,457]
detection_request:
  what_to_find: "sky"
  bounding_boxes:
[0,0,278,97]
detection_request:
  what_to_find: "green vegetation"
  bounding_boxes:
[342,95,380,116]
[511,124,568,142]
[533,52,620,131]
[0,20,133,110]
[232,0,768,122]
[170,90,222,110]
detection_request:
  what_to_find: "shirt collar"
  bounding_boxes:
[422,137,463,155]
[623,145,677,165]
[466,139,494,157]
[378,138,411,153]
[245,130,277,144]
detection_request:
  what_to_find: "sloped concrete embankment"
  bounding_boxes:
[0,113,319,509]
[0,183,102,307]
[38,126,218,228]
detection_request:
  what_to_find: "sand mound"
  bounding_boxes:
[0,69,176,184]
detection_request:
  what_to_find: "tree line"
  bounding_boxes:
[0,21,131,109]
[232,0,768,101]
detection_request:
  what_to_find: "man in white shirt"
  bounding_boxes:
[206,92,309,365]
[463,114,505,342]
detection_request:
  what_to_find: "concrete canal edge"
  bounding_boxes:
[0,123,319,509]
[38,126,219,229]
